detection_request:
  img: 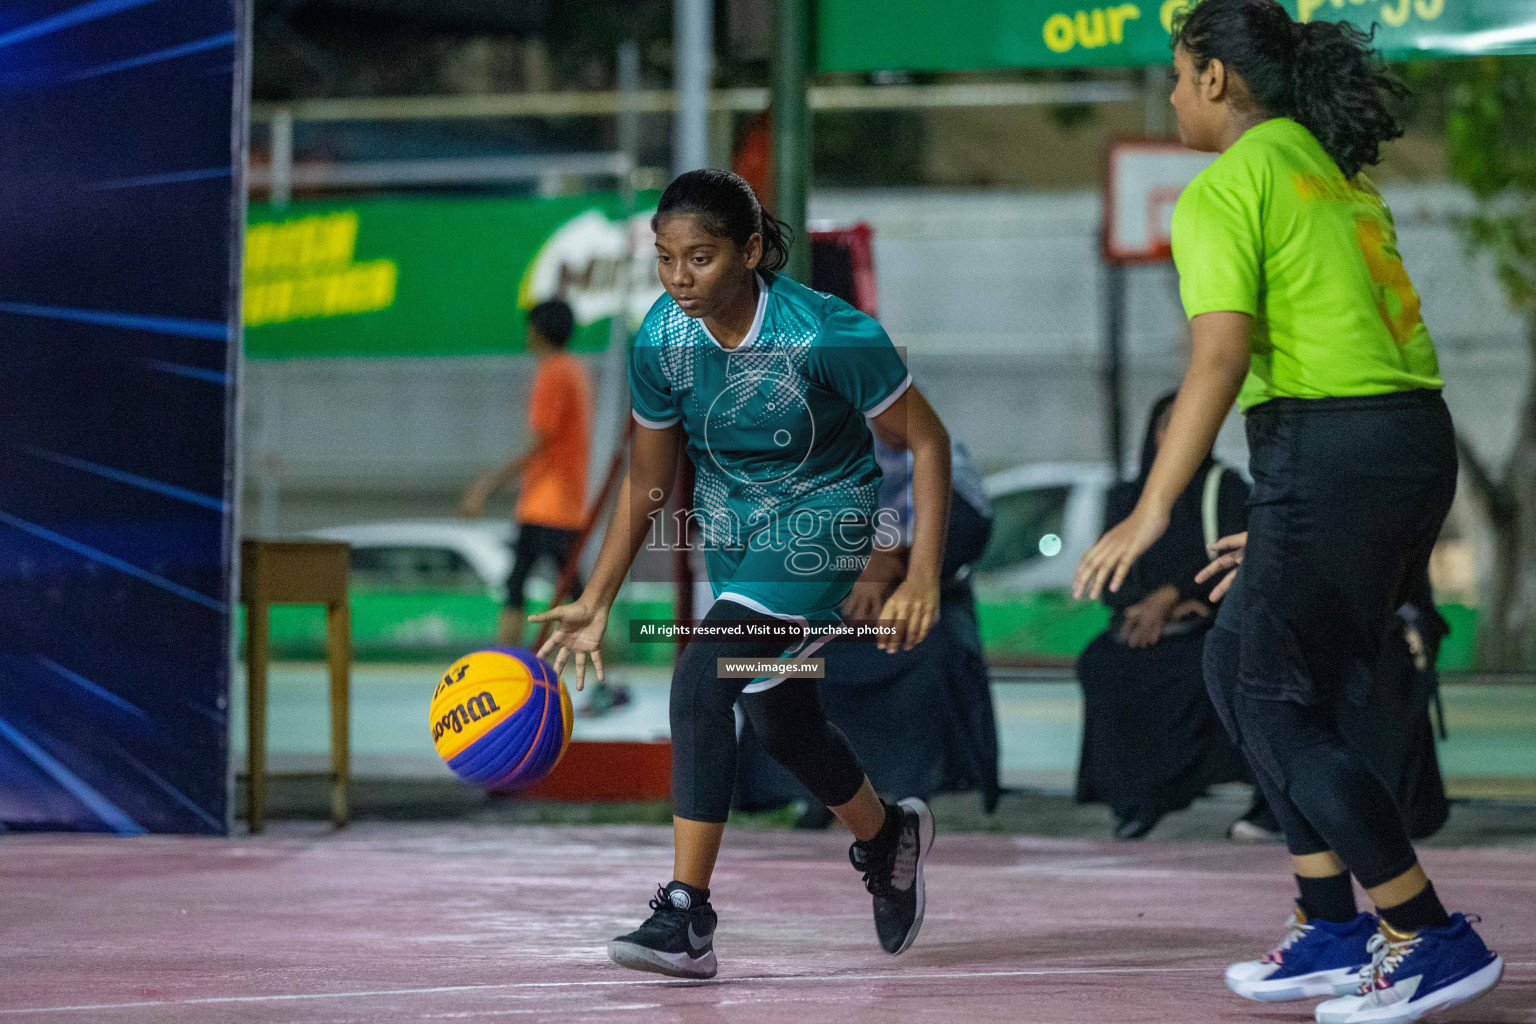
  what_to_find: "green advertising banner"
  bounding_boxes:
[818,0,1536,73]
[245,194,661,358]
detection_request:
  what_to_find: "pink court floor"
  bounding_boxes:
[2,824,1532,1023]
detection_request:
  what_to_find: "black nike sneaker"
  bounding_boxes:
[849,797,934,954]
[607,881,718,979]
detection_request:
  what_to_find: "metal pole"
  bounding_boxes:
[257,112,292,533]
[247,79,1143,124]
[255,373,282,536]
[616,40,641,171]
[772,0,812,283]
[1103,261,1127,479]
[270,108,293,209]
[1144,64,1172,137]
[673,0,712,175]
[666,6,709,627]
[589,42,641,507]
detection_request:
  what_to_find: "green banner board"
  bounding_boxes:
[245,193,661,358]
[817,0,1536,73]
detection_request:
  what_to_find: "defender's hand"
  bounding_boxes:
[1074,505,1170,601]
[1195,532,1247,603]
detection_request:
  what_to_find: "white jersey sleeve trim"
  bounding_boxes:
[631,408,681,430]
[862,372,913,419]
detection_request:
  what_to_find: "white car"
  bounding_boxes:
[304,519,667,605]
[973,462,1118,593]
[307,519,514,600]
[293,519,674,659]
[310,462,1122,603]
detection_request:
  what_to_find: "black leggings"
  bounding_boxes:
[1205,625,1418,889]
[671,600,867,823]
[1200,392,1456,891]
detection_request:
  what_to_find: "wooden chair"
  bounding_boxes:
[241,539,351,832]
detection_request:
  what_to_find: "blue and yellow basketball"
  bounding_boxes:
[430,648,573,790]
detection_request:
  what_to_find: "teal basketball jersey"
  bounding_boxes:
[630,272,910,550]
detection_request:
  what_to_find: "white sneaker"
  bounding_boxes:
[1229,819,1284,844]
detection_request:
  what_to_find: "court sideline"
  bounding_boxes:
[3,824,1531,1022]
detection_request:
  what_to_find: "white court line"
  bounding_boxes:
[413,1006,664,1021]
[3,961,1532,1016]
[0,966,1229,1016]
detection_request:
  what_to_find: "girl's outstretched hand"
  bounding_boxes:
[1073,504,1170,601]
[1195,531,1247,603]
[530,598,609,692]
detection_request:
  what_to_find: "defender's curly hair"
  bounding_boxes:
[1172,0,1409,179]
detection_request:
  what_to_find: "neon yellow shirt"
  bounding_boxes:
[1170,118,1441,412]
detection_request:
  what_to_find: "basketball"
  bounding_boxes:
[430,648,573,790]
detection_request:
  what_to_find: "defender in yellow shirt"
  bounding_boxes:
[1172,116,1442,410]
[1075,2,1501,1022]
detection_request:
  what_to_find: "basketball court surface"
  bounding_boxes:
[4,824,1532,1022]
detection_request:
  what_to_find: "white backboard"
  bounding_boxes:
[1103,142,1217,263]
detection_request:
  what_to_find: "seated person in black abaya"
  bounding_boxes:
[1074,392,1261,839]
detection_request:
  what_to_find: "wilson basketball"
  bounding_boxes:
[430,648,573,789]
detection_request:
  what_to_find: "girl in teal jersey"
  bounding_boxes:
[1075,2,1500,1022]
[534,170,952,978]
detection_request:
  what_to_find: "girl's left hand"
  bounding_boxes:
[877,576,940,653]
[841,578,888,622]
[1073,504,1170,601]
[530,598,609,691]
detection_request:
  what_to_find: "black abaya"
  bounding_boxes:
[1074,463,1252,823]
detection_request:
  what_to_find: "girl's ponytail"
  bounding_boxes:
[1172,0,1408,179]
[1289,16,1408,179]
[757,209,793,273]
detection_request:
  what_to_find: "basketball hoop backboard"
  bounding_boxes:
[1103,142,1216,263]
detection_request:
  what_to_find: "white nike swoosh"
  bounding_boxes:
[687,922,712,955]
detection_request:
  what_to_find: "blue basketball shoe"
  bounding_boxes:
[1226,906,1377,1000]
[1313,915,1502,1024]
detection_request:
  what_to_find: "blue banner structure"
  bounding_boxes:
[0,0,245,834]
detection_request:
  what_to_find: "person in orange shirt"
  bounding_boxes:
[461,299,591,647]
